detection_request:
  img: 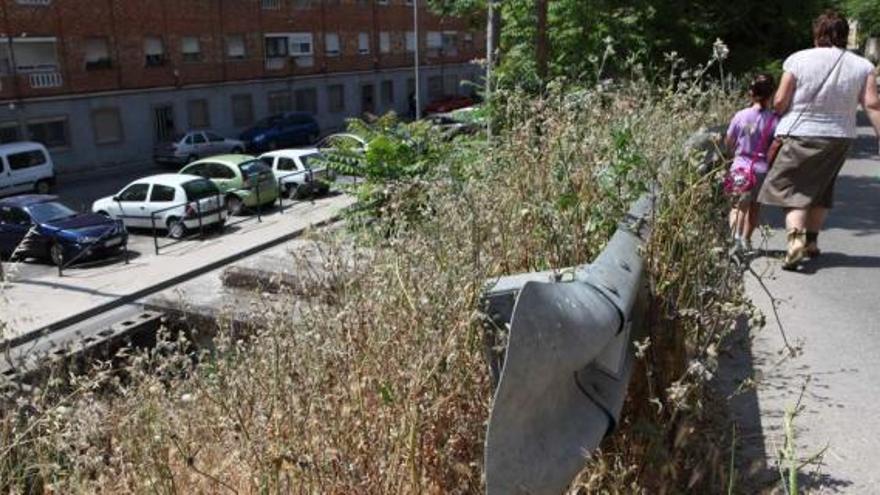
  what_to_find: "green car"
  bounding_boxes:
[180,154,280,215]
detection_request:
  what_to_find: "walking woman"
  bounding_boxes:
[759,10,880,270]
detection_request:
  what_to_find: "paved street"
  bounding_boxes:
[53,161,171,211]
[729,124,880,492]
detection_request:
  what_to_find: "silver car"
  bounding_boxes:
[153,131,245,166]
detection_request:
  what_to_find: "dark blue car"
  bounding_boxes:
[0,195,127,267]
[239,112,320,153]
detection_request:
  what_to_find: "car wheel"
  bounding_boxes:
[49,243,64,267]
[293,184,310,200]
[226,195,244,216]
[167,217,187,239]
[96,210,110,217]
[34,180,51,195]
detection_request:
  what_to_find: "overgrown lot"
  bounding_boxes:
[2,77,745,493]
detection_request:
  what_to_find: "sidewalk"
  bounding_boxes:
[730,125,880,492]
[0,194,353,343]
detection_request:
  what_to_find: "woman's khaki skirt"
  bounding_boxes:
[758,136,851,209]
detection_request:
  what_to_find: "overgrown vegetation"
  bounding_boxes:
[1,62,753,492]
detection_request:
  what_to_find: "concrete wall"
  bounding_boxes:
[0,62,481,175]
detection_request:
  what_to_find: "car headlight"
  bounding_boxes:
[253,134,265,142]
[79,236,100,244]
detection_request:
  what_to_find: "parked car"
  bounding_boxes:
[423,95,476,115]
[239,112,320,153]
[0,142,55,198]
[179,155,280,215]
[258,149,335,199]
[153,131,245,166]
[0,195,127,266]
[92,174,226,239]
[315,133,368,153]
[427,113,480,140]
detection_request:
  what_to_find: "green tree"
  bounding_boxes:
[846,0,880,37]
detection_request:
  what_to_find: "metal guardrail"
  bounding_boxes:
[56,219,129,277]
[480,193,653,495]
[149,192,226,255]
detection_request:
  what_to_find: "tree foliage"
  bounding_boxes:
[845,0,880,37]
[491,0,835,89]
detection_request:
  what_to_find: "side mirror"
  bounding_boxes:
[112,196,120,202]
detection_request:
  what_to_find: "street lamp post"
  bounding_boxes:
[413,0,421,120]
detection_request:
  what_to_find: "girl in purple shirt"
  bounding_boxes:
[725,74,778,253]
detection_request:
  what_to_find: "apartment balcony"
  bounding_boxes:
[28,71,63,89]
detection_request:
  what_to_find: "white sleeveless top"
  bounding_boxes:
[776,47,875,139]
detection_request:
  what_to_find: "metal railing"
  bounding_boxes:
[480,193,653,495]
[149,192,226,255]
[56,220,129,277]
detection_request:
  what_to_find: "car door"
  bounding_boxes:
[191,132,209,159]
[5,150,47,194]
[114,182,152,228]
[204,132,228,154]
[146,183,179,226]
[202,162,238,194]
[0,205,34,256]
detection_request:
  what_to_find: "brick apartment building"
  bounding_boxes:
[0,0,484,175]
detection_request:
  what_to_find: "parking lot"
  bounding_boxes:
[1,191,354,341]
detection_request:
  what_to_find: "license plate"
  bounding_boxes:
[105,237,122,247]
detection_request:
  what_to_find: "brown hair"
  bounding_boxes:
[749,73,776,106]
[813,10,849,48]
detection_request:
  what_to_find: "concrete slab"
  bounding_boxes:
[0,193,354,343]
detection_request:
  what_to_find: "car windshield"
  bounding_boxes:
[258,156,274,168]
[182,179,219,201]
[299,152,321,169]
[254,116,281,129]
[239,160,271,178]
[26,201,78,223]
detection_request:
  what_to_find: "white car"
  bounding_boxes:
[258,148,335,199]
[153,130,245,166]
[92,174,227,239]
[0,142,55,197]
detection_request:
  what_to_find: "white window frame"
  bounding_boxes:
[379,31,391,54]
[358,32,370,55]
[324,33,340,57]
[289,32,314,57]
[405,31,416,53]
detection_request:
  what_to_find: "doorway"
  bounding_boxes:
[153,104,176,143]
[360,84,375,116]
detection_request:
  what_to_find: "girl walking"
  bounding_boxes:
[725,74,778,253]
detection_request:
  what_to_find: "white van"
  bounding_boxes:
[0,142,55,198]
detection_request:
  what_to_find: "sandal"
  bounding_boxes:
[805,242,821,258]
[782,228,806,271]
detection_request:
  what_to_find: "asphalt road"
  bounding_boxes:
[731,125,880,492]
[53,161,172,212]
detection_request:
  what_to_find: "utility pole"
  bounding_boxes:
[413,0,421,120]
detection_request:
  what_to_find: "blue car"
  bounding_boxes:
[239,112,320,153]
[0,195,127,267]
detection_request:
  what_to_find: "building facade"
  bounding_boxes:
[0,0,484,175]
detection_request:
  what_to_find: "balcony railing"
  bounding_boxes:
[28,71,63,89]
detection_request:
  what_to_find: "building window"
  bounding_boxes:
[444,74,459,95]
[358,32,370,55]
[381,80,394,106]
[188,99,210,128]
[84,37,112,70]
[226,35,247,60]
[265,36,289,58]
[92,108,123,145]
[26,117,69,149]
[426,31,442,55]
[295,88,318,115]
[231,94,254,127]
[289,32,313,56]
[405,31,416,53]
[293,0,313,7]
[261,0,281,9]
[327,84,345,113]
[268,90,292,115]
[181,37,202,63]
[144,36,166,67]
[325,33,340,57]
[15,0,52,5]
[442,31,458,56]
[11,38,59,72]
[377,0,388,4]
[0,122,21,144]
[463,32,474,52]
[379,32,391,54]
